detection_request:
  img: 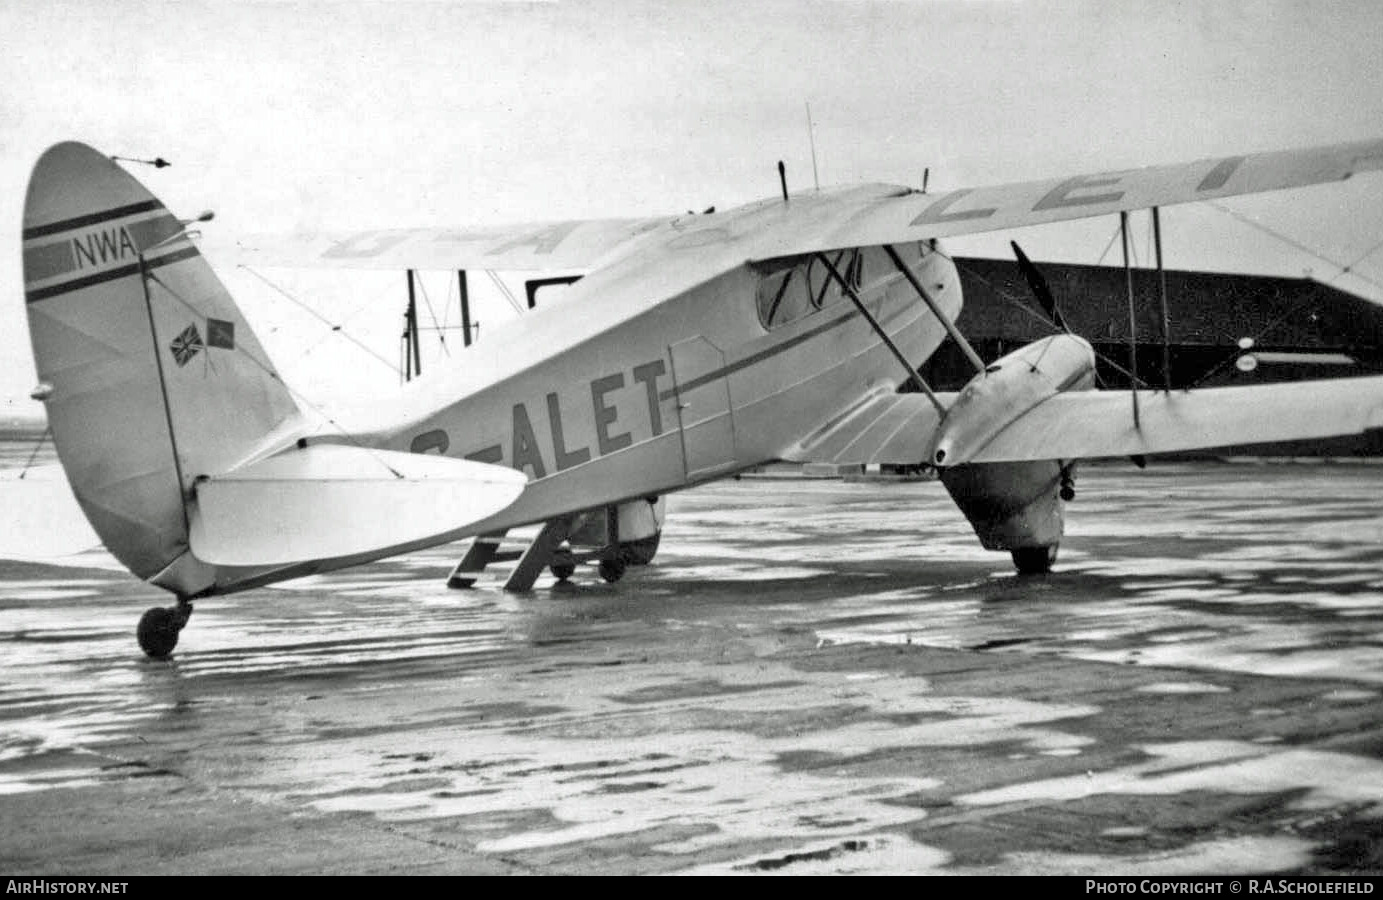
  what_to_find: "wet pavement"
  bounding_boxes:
[2,461,1383,874]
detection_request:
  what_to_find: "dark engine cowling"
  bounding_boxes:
[940,460,1066,573]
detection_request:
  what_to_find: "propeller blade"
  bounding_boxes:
[1011,241,1068,332]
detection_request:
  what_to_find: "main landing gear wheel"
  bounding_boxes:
[137,600,192,658]
[598,559,627,583]
[1011,545,1058,575]
[550,562,576,581]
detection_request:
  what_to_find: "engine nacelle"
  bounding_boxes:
[940,460,1065,552]
[928,334,1096,467]
[931,335,1095,572]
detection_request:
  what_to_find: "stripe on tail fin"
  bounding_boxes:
[22,142,302,593]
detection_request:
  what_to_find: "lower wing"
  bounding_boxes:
[788,377,1383,466]
[965,377,1383,464]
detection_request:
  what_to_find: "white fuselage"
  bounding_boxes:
[220,189,963,591]
[367,226,960,529]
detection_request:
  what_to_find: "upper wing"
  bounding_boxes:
[965,377,1383,465]
[752,137,1383,259]
[227,217,672,272]
[224,139,1383,272]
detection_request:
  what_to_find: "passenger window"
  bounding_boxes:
[756,264,796,328]
[756,256,809,328]
[754,249,863,329]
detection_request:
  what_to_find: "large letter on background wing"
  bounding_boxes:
[958,378,1383,465]
[229,217,672,272]
[755,138,1383,257]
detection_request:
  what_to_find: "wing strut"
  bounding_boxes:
[1152,207,1172,391]
[815,252,947,415]
[458,270,473,347]
[1119,212,1140,428]
[882,244,986,374]
[403,269,422,381]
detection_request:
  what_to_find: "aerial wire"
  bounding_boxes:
[239,265,400,374]
[415,275,449,356]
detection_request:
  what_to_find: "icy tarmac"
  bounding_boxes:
[2,461,1382,874]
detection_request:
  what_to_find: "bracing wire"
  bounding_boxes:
[17,427,52,479]
[486,270,526,315]
[415,275,449,355]
[146,271,405,479]
[1206,201,1383,295]
[1179,200,1383,389]
[238,265,400,375]
[930,244,1152,388]
[1095,222,1123,266]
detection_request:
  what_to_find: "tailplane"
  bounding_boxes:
[22,142,301,592]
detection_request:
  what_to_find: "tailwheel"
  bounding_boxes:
[137,599,192,658]
[598,558,627,583]
[1011,545,1058,575]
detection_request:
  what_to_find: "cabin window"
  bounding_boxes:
[755,249,861,330]
[755,257,810,328]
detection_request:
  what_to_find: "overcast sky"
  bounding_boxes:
[4,0,1383,416]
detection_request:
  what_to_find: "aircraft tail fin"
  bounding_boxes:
[22,142,302,586]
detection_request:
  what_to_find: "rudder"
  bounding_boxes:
[22,142,301,592]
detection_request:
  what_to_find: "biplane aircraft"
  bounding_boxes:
[15,138,1383,657]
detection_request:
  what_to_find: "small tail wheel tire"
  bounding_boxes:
[137,606,181,658]
[550,562,576,581]
[598,559,627,583]
[1011,545,1058,575]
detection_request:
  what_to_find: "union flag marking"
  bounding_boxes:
[170,324,204,367]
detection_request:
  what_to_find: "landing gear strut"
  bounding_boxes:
[137,598,192,658]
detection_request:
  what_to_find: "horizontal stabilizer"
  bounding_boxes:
[964,377,1383,464]
[0,465,102,559]
[189,444,527,566]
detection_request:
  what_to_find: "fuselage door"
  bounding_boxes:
[668,336,737,481]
